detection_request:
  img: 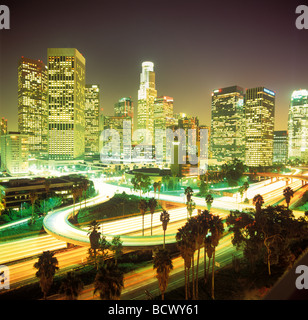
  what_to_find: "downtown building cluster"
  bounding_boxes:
[0,48,307,175]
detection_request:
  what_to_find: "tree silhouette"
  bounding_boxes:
[283,186,294,209]
[94,262,124,300]
[59,271,84,300]
[34,251,59,300]
[153,248,173,300]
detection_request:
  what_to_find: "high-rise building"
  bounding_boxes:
[288,90,308,161]
[154,96,174,130]
[137,61,157,139]
[245,87,275,167]
[85,84,100,158]
[210,86,245,163]
[47,48,86,160]
[0,132,29,174]
[18,57,48,159]
[1,118,7,135]
[115,97,134,119]
[273,130,288,163]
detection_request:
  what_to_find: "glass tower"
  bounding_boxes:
[85,84,100,158]
[210,86,245,162]
[137,61,157,139]
[18,57,48,159]
[245,87,275,167]
[288,90,308,161]
[47,48,86,160]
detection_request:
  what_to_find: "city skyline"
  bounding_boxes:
[1,0,308,132]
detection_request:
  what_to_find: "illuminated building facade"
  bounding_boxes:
[154,96,174,129]
[18,57,48,159]
[0,132,29,174]
[210,86,245,163]
[137,61,157,139]
[47,48,86,160]
[85,84,100,158]
[245,87,275,167]
[273,130,288,163]
[115,97,134,118]
[288,90,308,161]
[1,118,8,135]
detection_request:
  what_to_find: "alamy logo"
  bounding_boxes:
[0,5,10,29]
[0,265,10,290]
[295,265,308,289]
[296,5,308,29]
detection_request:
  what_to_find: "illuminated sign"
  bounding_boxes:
[263,88,275,96]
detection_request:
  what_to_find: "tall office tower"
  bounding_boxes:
[137,61,157,139]
[1,118,7,135]
[245,87,275,167]
[288,90,308,161]
[18,57,48,159]
[47,48,86,160]
[115,97,134,118]
[85,84,100,158]
[0,132,29,174]
[273,130,288,163]
[101,116,132,161]
[154,96,174,129]
[210,86,245,163]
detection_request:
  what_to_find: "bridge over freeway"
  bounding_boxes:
[244,172,308,185]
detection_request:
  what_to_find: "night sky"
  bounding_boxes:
[0,0,307,131]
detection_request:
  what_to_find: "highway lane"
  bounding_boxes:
[49,232,240,300]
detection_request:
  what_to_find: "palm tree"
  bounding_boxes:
[59,271,84,300]
[186,199,196,220]
[138,199,148,236]
[88,220,101,269]
[283,186,294,209]
[176,225,191,300]
[94,262,124,300]
[148,197,157,236]
[153,248,173,300]
[160,210,170,248]
[29,191,38,224]
[72,187,79,218]
[205,194,213,211]
[184,186,193,203]
[243,181,249,199]
[82,180,89,208]
[208,215,224,299]
[253,194,264,221]
[34,251,59,300]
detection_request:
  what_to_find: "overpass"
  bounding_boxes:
[244,172,308,186]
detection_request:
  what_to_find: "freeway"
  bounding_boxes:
[48,232,240,300]
[3,207,226,289]
[43,171,307,249]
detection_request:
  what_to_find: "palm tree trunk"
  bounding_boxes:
[142,213,144,236]
[192,254,195,300]
[151,213,153,236]
[211,249,216,300]
[184,266,188,300]
[204,246,207,284]
[196,247,200,299]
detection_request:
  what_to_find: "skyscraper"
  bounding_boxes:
[288,90,308,161]
[0,132,29,174]
[245,87,275,167]
[210,86,245,163]
[154,96,174,130]
[137,61,157,139]
[47,48,86,160]
[18,57,48,159]
[273,130,288,163]
[85,84,100,158]
[115,97,134,119]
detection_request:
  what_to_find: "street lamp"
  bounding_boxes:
[160,210,170,249]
